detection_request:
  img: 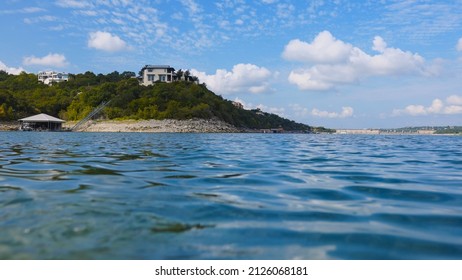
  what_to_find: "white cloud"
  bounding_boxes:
[48,0,344,56]
[182,0,200,15]
[397,105,427,116]
[0,61,25,75]
[378,2,462,43]
[24,15,58,24]
[76,10,98,16]
[232,98,285,117]
[23,53,68,68]
[447,95,462,105]
[283,31,430,91]
[191,64,273,95]
[427,99,444,114]
[288,64,360,91]
[393,95,462,116]
[372,36,387,52]
[282,31,353,64]
[256,104,286,117]
[276,3,295,19]
[443,105,462,115]
[289,103,311,117]
[88,31,130,52]
[291,103,354,119]
[0,7,45,14]
[55,0,92,9]
[457,38,462,52]
[22,7,46,13]
[311,107,354,118]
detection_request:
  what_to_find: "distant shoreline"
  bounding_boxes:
[334,129,434,135]
[334,128,460,136]
[2,120,460,135]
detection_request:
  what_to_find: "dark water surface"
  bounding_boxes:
[1,132,461,259]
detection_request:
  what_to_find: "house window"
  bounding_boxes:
[147,69,153,72]
[147,74,155,81]
[159,75,166,81]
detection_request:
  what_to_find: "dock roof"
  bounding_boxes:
[19,113,65,123]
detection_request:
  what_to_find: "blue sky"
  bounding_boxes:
[1,0,462,128]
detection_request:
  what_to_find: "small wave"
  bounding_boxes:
[0,132,461,259]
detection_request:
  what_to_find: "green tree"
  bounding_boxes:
[175,69,184,81]
[0,70,9,82]
[184,70,190,81]
[121,71,136,79]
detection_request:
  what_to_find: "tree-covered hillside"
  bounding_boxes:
[0,70,319,131]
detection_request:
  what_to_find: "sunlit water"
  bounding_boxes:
[0,132,461,259]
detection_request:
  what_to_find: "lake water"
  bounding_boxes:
[0,132,461,259]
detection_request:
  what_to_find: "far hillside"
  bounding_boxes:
[0,70,332,132]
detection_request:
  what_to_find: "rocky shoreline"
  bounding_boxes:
[0,122,17,131]
[64,118,242,133]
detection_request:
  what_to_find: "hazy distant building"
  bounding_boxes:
[232,101,244,109]
[38,71,69,85]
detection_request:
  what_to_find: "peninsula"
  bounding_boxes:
[0,70,332,133]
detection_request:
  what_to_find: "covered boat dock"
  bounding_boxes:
[19,113,65,131]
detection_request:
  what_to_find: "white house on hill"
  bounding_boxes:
[138,65,199,86]
[38,71,69,85]
[139,65,175,86]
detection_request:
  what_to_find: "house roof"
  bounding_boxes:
[142,65,174,69]
[19,113,65,123]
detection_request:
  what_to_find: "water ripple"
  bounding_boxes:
[0,132,461,259]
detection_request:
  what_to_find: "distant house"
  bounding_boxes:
[260,127,284,133]
[18,113,65,131]
[232,101,244,109]
[38,71,69,85]
[138,65,199,86]
[138,65,175,86]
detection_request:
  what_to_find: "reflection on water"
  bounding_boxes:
[0,132,462,259]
